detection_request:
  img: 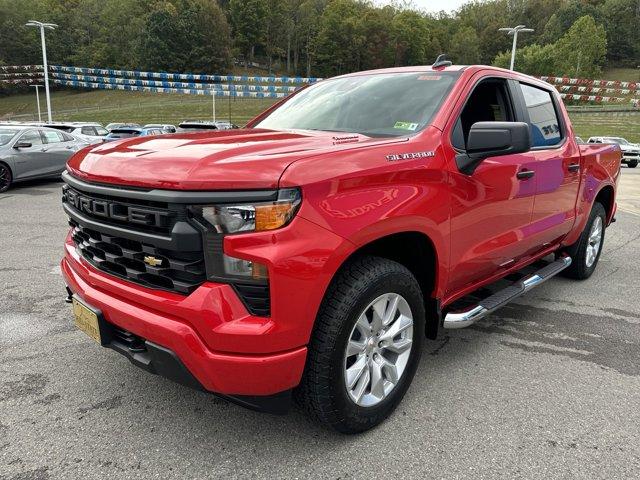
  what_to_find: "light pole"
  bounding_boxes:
[31,85,43,122]
[25,20,57,123]
[499,25,534,71]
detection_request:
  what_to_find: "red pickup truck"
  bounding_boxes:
[61,64,621,433]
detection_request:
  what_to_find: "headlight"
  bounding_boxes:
[188,188,301,284]
[188,188,301,234]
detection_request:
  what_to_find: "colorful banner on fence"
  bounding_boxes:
[49,65,321,84]
[51,79,289,98]
[539,75,640,92]
[557,85,639,97]
[559,93,639,106]
[0,65,42,72]
[49,72,298,92]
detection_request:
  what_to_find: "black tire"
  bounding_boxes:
[627,160,638,168]
[561,202,607,280]
[0,163,12,193]
[295,255,425,434]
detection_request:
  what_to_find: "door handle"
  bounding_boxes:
[568,163,580,172]
[516,169,535,180]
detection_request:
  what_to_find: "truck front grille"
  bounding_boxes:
[70,221,206,294]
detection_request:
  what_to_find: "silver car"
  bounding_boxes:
[0,125,88,193]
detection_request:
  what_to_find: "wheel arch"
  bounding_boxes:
[328,230,443,339]
[594,184,615,223]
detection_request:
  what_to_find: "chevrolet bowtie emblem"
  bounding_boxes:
[143,256,163,267]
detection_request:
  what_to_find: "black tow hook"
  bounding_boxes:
[65,286,73,304]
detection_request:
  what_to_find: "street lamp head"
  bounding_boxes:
[25,21,57,29]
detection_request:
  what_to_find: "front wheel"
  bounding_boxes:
[296,256,425,433]
[561,202,607,279]
[0,163,12,193]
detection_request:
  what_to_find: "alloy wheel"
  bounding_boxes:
[585,216,603,268]
[343,293,414,407]
[0,165,11,192]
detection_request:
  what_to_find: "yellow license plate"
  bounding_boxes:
[72,298,101,343]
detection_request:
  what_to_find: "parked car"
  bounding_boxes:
[61,64,621,433]
[177,120,237,131]
[0,125,88,192]
[587,136,639,168]
[105,122,141,132]
[104,127,165,142]
[143,123,177,133]
[575,136,585,144]
[28,122,109,145]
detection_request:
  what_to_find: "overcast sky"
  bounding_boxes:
[376,0,470,14]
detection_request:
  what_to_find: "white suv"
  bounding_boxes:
[30,122,109,145]
[587,136,639,168]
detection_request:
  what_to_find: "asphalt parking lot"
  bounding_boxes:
[1,168,639,479]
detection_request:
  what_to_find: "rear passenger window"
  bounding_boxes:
[81,126,97,136]
[42,130,64,143]
[520,83,562,147]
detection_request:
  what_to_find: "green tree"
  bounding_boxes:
[229,0,267,66]
[493,43,558,75]
[555,15,607,78]
[314,0,367,76]
[449,26,480,64]
[390,10,432,66]
[600,0,640,66]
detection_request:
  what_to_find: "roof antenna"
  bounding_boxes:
[433,54,452,69]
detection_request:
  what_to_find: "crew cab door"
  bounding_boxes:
[515,82,581,247]
[41,130,77,175]
[445,76,537,296]
[11,129,49,179]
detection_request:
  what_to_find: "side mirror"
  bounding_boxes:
[14,141,32,149]
[456,121,532,174]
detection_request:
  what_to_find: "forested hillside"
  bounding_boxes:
[1,0,638,79]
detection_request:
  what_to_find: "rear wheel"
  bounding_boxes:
[561,202,606,279]
[627,160,638,168]
[0,163,12,193]
[296,256,425,433]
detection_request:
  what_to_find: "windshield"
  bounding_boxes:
[608,137,628,145]
[0,128,20,146]
[255,72,458,137]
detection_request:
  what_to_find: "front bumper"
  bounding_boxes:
[62,240,307,404]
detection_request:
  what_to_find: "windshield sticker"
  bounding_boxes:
[386,151,435,162]
[394,121,419,131]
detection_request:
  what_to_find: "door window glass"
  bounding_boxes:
[81,126,97,136]
[42,130,64,144]
[453,79,514,150]
[18,130,44,146]
[520,83,562,147]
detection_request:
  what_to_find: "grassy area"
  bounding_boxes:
[602,68,640,82]
[1,88,638,142]
[569,111,640,143]
[0,89,278,126]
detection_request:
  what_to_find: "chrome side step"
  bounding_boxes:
[443,256,572,329]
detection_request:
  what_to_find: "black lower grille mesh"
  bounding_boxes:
[234,283,271,317]
[70,221,206,294]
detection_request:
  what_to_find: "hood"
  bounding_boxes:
[66,128,406,190]
[620,144,640,152]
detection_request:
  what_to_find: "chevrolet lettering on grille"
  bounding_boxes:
[63,187,172,228]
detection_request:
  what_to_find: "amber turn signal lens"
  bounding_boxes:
[255,203,295,231]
